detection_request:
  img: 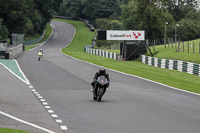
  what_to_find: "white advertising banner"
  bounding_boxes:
[107,30,145,41]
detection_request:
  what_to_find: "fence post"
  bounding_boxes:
[188,42,189,53]
[178,39,180,52]
[183,42,184,52]
[168,38,170,48]
[193,42,195,53]
[199,42,200,54]
[175,40,177,52]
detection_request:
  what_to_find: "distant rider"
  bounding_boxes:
[37,49,43,56]
[91,67,110,92]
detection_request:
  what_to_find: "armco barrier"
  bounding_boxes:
[141,55,200,76]
[23,31,45,45]
[84,47,119,60]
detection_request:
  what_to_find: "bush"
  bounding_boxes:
[109,20,123,30]
[95,18,111,30]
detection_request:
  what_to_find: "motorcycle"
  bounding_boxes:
[93,75,109,102]
[37,52,43,61]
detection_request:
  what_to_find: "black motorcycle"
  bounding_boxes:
[93,76,109,102]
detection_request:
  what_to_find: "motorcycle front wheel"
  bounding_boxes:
[97,88,104,102]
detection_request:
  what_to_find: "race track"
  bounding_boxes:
[17,20,200,133]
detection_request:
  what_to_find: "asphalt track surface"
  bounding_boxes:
[17,20,200,133]
[0,65,62,133]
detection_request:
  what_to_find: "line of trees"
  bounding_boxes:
[0,0,63,40]
[57,0,200,41]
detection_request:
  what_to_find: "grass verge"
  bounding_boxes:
[0,128,30,133]
[24,33,40,42]
[25,24,52,51]
[54,18,200,94]
[150,40,200,64]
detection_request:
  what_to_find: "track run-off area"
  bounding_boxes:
[0,20,200,133]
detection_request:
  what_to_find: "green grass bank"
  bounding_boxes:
[54,18,200,94]
[0,128,30,133]
[25,24,52,51]
[150,40,200,64]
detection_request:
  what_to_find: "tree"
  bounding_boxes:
[82,0,119,22]
[0,0,33,34]
[33,0,63,31]
[63,0,83,19]
[158,0,199,21]
[121,0,174,40]
[0,18,8,40]
[109,20,123,30]
[177,10,200,40]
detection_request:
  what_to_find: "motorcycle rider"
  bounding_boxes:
[38,49,43,55]
[91,67,110,92]
[37,49,43,61]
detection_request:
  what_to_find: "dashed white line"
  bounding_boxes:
[48,110,54,113]
[43,102,48,105]
[31,89,36,92]
[60,125,68,130]
[36,94,41,96]
[40,99,46,102]
[34,92,39,94]
[38,96,43,99]
[56,119,62,123]
[45,106,51,109]
[29,86,33,88]
[51,114,58,118]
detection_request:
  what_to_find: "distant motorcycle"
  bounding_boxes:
[93,75,109,102]
[37,51,43,61]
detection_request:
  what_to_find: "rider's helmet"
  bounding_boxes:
[99,66,106,75]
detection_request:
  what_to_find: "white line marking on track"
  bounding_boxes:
[0,62,30,85]
[14,60,31,85]
[48,110,54,113]
[26,24,54,52]
[51,114,58,118]
[45,106,51,109]
[60,48,200,97]
[43,102,48,105]
[59,21,200,98]
[31,89,36,92]
[0,111,56,133]
[60,125,68,130]
[56,119,62,123]
[29,86,33,88]
[38,96,43,99]
[34,92,39,94]
[36,94,41,96]
[40,99,46,102]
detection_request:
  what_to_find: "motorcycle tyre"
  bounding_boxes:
[97,88,104,102]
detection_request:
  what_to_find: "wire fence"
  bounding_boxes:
[147,38,200,54]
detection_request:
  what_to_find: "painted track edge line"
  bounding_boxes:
[0,111,56,133]
[0,62,30,85]
[14,59,30,85]
[26,23,54,52]
[58,20,200,97]
[60,51,200,97]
